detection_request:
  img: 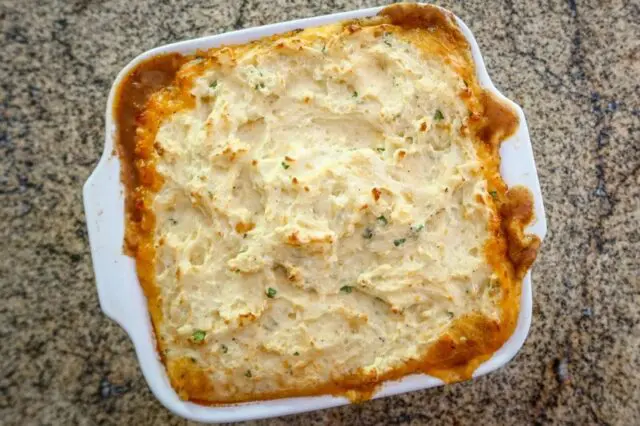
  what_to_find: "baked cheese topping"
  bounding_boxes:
[121,4,540,403]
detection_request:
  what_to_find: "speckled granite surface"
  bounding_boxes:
[1,0,638,424]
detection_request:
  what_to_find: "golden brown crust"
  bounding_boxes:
[114,3,540,404]
[380,2,466,45]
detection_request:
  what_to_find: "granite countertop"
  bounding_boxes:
[1,0,638,424]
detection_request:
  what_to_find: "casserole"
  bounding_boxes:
[84,3,546,422]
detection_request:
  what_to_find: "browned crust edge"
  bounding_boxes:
[116,2,541,404]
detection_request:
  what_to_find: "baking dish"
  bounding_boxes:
[83,3,547,423]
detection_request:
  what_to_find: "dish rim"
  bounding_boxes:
[83,3,547,423]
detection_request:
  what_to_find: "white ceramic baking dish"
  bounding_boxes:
[83,4,547,423]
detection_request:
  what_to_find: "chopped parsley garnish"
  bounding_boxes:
[383,32,392,47]
[245,370,252,378]
[393,238,406,247]
[411,224,424,233]
[447,311,455,318]
[340,285,353,294]
[376,147,386,152]
[169,218,178,225]
[191,330,206,343]
[362,227,374,239]
[266,287,277,298]
[210,80,218,89]
[221,344,228,353]
[255,82,265,90]
[294,351,300,356]
[281,161,290,170]
[353,91,358,98]
[434,109,444,120]
[377,215,388,226]
[321,45,327,54]
[489,190,498,199]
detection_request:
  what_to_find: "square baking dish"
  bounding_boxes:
[83,4,547,423]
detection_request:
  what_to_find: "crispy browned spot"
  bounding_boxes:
[287,232,300,246]
[235,222,256,234]
[371,187,382,201]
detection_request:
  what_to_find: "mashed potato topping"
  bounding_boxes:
[120,4,540,403]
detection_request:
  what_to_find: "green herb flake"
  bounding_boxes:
[255,82,265,90]
[245,370,252,378]
[210,80,218,89]
[383,32,392,47]
[489,190,498,199]
[411,224,425,233]
[340,285,353,294]
[353,91,358,98]
[294,351,300,356]
[221,344,228,353]
[191,330,206,343]
[362,227,374,239]
[376,147,385,153]
[281,161,290,170]
[321,45,327,54]
[393,238,406,247]
[266,287,277,298]
[377,215,388,226]
[447,311,455,319]
[434,109,444,120]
